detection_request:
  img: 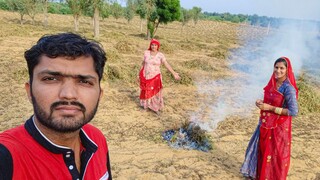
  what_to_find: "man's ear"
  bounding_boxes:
[99,88,104,99]
[25,81,32,103]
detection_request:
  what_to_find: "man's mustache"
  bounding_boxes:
[50,101,86,113]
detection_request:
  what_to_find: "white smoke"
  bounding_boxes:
[191,19,320,131]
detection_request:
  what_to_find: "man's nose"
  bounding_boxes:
[59,80,78,100]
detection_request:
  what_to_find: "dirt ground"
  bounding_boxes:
[0,10,319,180]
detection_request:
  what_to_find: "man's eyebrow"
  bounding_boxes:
[39,70,97,80]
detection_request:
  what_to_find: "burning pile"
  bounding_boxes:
[162,121,213,152]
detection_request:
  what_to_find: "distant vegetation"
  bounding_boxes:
[296,74,320,115]
[203,12,320,29]
[1,0,318,38]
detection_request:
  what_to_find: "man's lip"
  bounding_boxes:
[55,105,82,111]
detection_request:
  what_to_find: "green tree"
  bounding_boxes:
[66,0,89,31]
[0,0,10,10]
[39,0,48,27]
[249,14,259,26]
[90,0,105,38]
[124,0,135,23]
[5,0,28,24]
[147,0,180,38]
[110,1,123,20]
[179,7,192,27]
[135,0,147,33]
[100,2,110,19]
[25,0,43,25]
[5,0,42,25]
[191,6,201,25]
[48,2,72,14]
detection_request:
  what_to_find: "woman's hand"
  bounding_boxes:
[173,72,181,80]
[255,99,263,108]
[256,99,274,111]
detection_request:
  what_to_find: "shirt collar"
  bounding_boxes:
[24,116,98,154]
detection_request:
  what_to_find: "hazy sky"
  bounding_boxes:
[180,0,320,21]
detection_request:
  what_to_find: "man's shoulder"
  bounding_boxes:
[83,123,102,132]
[0,125,29,152]
[82,124,105,139]
[82,124,108,151]
[0,125,26,141]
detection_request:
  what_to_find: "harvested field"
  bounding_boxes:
[0,10,319,180]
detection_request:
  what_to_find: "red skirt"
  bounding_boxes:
[139,67,163,100]
[257,118,292,180]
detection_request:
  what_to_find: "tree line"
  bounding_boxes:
[203,11,320,30]
[0,0,192,39]
[1,0,315,39]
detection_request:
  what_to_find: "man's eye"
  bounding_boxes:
[80,80,93,85]
[43,77,57,81]
[80,80,88,83]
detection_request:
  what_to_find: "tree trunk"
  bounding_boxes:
[93,7,100,38]
[153,22,160,37]
[181,24,184,33]
[31,16,35,25]
[140,18,143,33]
[74,15,79,32]
[20,14,24,25]
[43,0,48,28]
[147,29,151,40]
[146,19,150,39]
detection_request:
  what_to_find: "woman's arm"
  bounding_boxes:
[283,85,298,116]
[161,56,180,80]
[256,85,298,116]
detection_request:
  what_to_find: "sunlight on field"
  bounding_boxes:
[0,9,319,180]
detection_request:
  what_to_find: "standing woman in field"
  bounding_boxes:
[240,57,299,180]
[138,39,180,114]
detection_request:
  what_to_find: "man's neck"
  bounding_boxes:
[33,118,81,150]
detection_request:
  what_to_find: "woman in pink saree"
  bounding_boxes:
[241,57,299,179]
[138,39,180,114]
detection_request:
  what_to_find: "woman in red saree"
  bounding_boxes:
[241,57,299,179]
[138,39,180,114]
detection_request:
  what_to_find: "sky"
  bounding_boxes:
[180,0,320,21]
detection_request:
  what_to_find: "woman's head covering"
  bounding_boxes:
[264,57,299,98]
[148,39,160,50]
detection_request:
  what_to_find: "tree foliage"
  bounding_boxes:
[124,0,135,23]
[48,2,71,14]
[155,0,180,24]
[179,7,192,26]
[0,0,10,10]
[135,0,146,19]
[5,0,42,24]
[110,1,123,20]
[1,0,308,36]
[66,0,89,31]
[191,6,201,25]
[145,0,180,38]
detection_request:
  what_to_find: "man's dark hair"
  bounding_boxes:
[24,32,107,83]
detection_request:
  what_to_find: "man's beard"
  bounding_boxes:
[31,92,99,133]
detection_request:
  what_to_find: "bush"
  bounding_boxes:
[48,2,71,15]
[0,0,9,10]
[296,74,320,114]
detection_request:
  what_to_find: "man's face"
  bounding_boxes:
[25,55,103,133]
